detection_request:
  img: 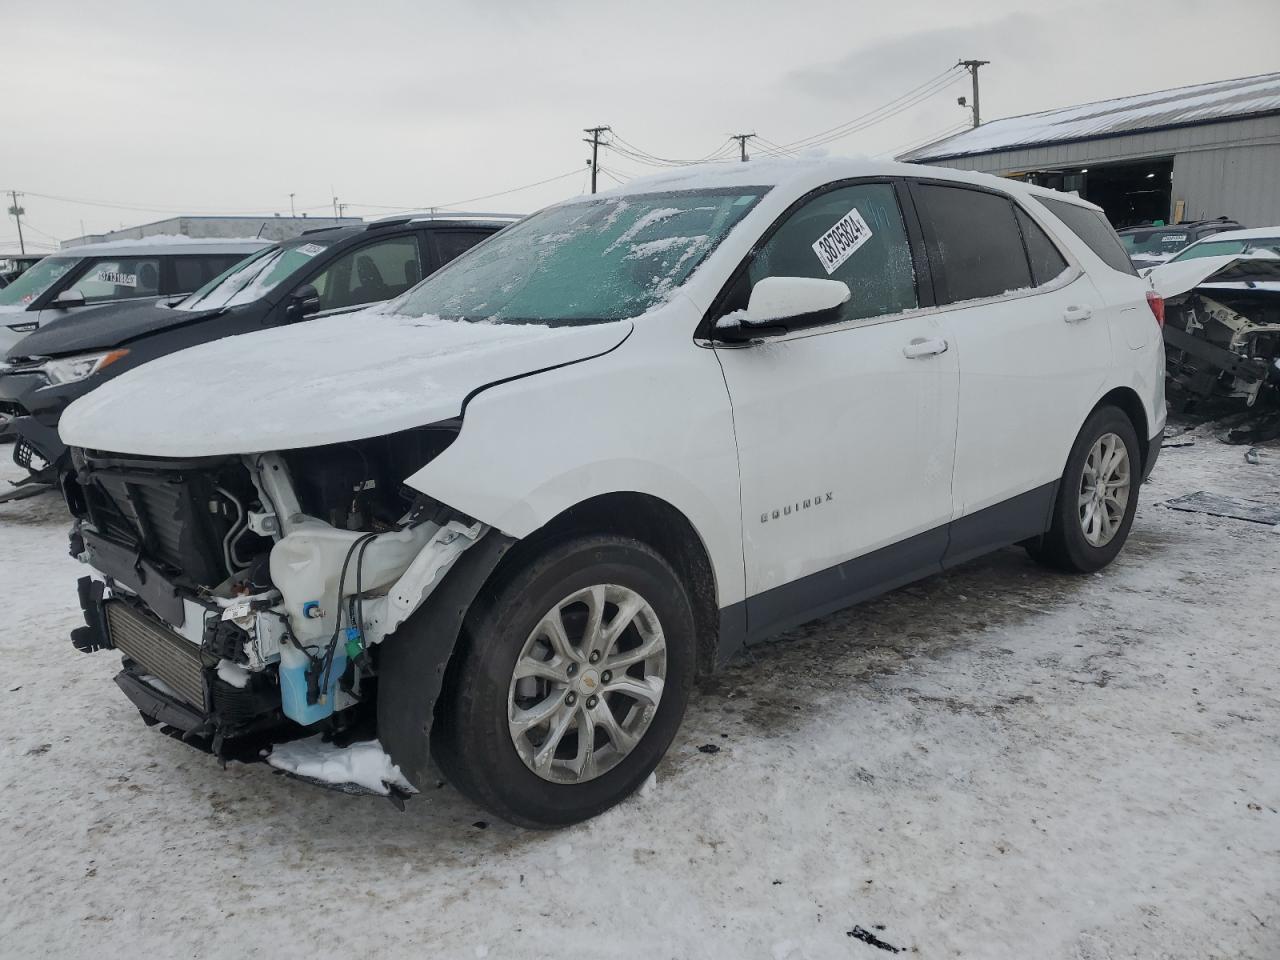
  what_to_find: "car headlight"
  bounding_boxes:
[38,349,130,385]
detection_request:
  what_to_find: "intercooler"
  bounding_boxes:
[106,601,205,709]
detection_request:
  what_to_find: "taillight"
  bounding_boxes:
[1146,290,1165,328]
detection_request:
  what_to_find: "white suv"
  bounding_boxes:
[58,158,1165,827]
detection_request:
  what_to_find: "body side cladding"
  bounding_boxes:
[377,530,517,789]
[944,481,1058,568]
[713,481,1062,660]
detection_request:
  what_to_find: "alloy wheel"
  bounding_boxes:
[507,584,667,784]
[1078,431,1131,547]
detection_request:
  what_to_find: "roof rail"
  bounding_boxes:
[368,210,521,225]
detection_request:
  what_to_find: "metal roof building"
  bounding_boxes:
[899,72,1280,229]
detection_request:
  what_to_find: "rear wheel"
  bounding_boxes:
[432,535,695,828]
[1028,405,1140,573]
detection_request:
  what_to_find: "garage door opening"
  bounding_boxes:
[1017,159,1174,228]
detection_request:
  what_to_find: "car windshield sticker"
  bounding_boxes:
[296,243,325,257]
[1162,235,1187,243]
[94,270,137,287]
[813,208,873,274]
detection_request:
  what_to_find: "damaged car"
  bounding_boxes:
[55,158,1166,827]
[1150,253,1280,409]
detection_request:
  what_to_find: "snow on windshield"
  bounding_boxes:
[391,188,767,325]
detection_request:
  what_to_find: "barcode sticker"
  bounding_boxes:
[812,208,873,274]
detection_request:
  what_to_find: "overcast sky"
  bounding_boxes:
[2,0,1276,248]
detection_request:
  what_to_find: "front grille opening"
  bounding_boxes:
[107,601,205,708]
[81,454,271,588]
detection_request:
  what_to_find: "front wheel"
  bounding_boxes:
[1027,405,1141,573]
[431,535,696,828]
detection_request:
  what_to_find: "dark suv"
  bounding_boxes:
[0,214,513,499]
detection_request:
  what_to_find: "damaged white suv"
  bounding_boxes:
[58,158,1166,827]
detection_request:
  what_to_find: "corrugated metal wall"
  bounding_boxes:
[926,115,1280,226]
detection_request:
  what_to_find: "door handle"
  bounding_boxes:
[903,337,949,359]
[1063,304,1093,323]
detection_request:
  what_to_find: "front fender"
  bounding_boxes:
[377,529,516,789]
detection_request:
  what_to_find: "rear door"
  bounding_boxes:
[711,179,959,639]
[908,180,1111,562]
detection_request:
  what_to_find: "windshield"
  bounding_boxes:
[177,240,327,310]
[390,187,767,324]
[1120,230,1190,256]
[0,256,78,307]
[1169,237,1280,263]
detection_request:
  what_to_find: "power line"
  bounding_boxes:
[878,120,971,160]
[957,59,990,127]
[770,67,966,152]
[7,191,25,254]
[583,125,611,194]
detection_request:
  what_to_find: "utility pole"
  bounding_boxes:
[582,125,611,194]
[731,133,756,162]
[957,59,990,127]
[289,193,296,217]
[7,191,25,255]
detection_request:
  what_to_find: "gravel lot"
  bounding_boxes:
[0,430,1276,960]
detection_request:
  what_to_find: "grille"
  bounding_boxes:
[85,469,231,586]
[107,601,205,709]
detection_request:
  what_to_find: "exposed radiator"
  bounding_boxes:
[107,601,205,709]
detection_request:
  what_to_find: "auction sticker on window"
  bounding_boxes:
[812,208,873,274]
[94,270,137,287]
[296,243,326,257]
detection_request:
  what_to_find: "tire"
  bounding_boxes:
[1027,405,1141,573]
[431,535,696,828]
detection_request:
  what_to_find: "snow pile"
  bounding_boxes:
[266,736,414,796]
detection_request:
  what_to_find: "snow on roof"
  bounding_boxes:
[1193,224,1280,241]
[54,235,272,256]
[900,72,1280,162]
[572,154,1101,211]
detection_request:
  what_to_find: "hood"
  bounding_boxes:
[6,297,211,360]
[1150,255,1280,300]
[60,309,633,457]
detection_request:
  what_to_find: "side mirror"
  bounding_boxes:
[715,277,851,342]
[287,284,321,320]
[52,290,86,309]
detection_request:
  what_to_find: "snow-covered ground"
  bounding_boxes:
[0,431,1276,959]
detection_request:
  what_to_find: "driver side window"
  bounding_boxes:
[743,183,917,324]
[308,236,422,312]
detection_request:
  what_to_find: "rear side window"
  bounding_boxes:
[1015,207,1069,286]
[1037,197,1137,276]
[170,255,246,294]
[916,183,1031,304]
[431,230,494,269]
